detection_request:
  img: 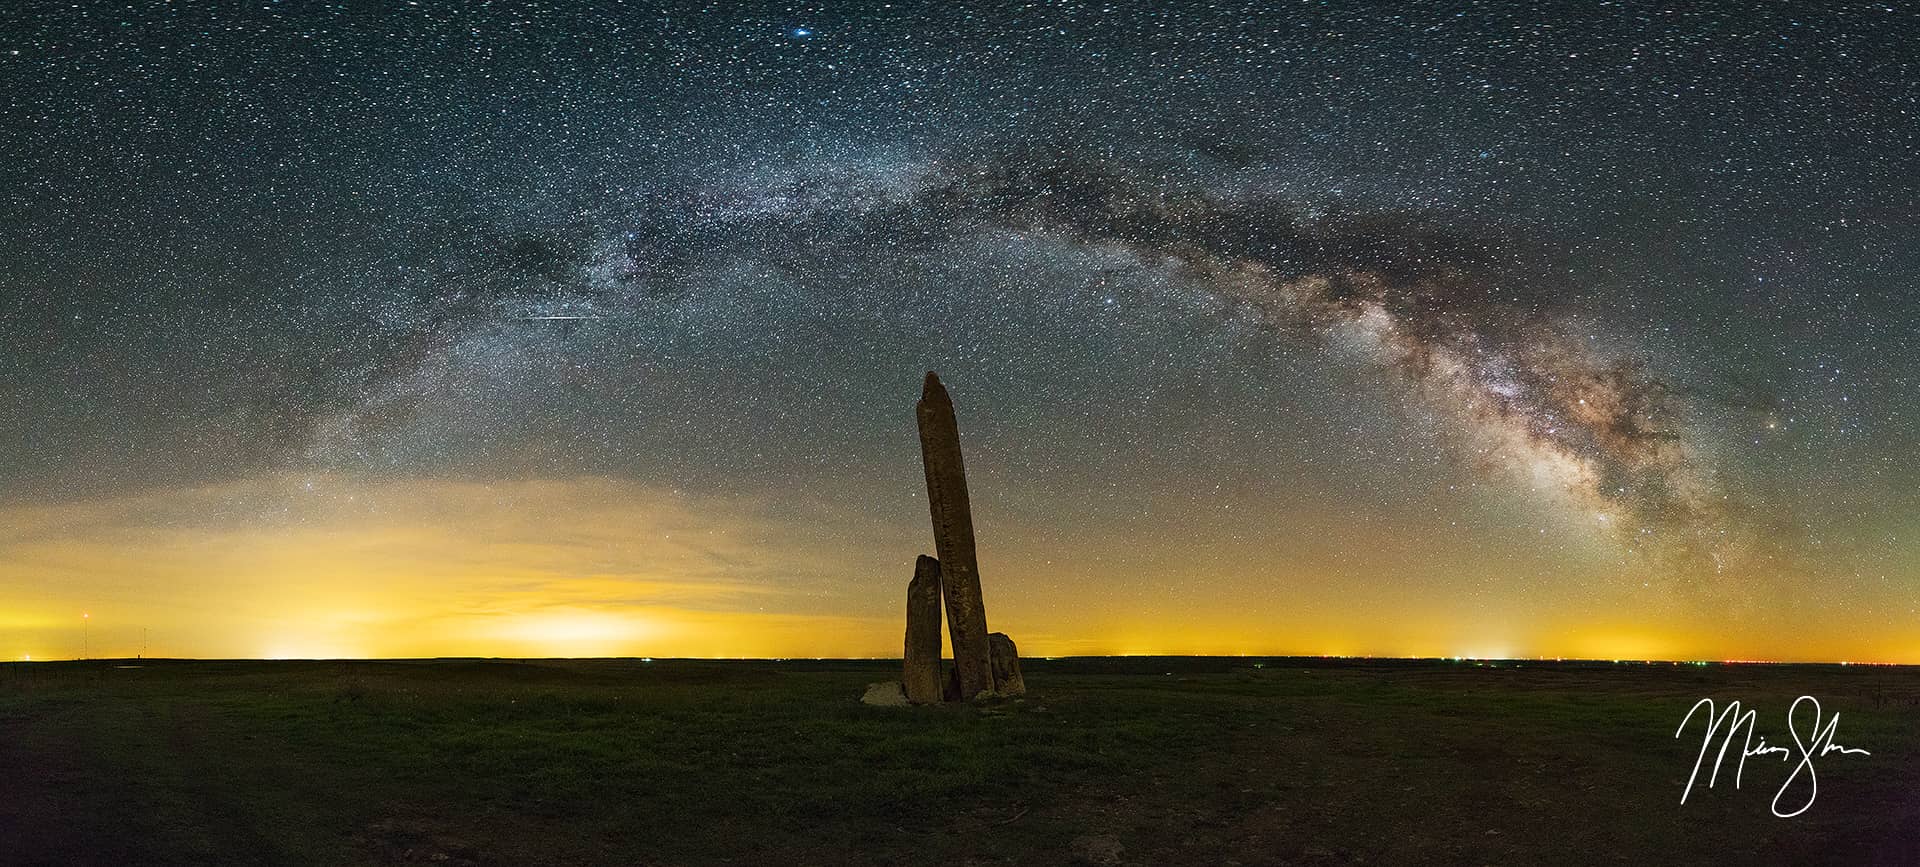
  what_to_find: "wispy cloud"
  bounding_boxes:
[0,475,894,659]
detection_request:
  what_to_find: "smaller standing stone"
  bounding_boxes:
[943,666,961,702]
[988,632,1026,696]
[861,681,909,706]
[903,555,944,704]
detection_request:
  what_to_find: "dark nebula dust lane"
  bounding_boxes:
[317,152,1731,561]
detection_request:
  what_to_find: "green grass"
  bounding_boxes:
[3,657,1918,865]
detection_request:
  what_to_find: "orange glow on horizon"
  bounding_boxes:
[4,474,1918,664]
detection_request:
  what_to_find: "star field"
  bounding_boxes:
[1,1,1916,661]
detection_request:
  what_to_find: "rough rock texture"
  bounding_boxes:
[916,371,993,700]
[903,555,945,704]
[988,632,1026,696]
[943,666,961,702]
[860,681,909,706]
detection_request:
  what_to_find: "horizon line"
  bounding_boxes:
[9,654,1914,667]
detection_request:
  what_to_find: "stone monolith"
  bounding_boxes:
[903,555,945,704]
[916,371,993,700]
[988,632,1026,696]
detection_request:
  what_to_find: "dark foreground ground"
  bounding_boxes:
[2,657,1918,866]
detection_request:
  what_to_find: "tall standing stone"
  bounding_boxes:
[988,632,1026,696]
[903,555,945,704]
[917,371,993,699]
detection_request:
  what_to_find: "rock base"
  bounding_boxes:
[860,681,910,707]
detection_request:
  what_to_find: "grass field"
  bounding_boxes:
[3,657,1918,865]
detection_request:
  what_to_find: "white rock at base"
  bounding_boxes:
[860,680,910,706]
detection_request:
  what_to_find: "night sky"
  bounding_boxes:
[3,1,1916,662]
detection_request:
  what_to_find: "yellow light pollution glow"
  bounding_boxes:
[2,473,1915,664]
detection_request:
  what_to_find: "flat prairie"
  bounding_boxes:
[2,657,1916,865]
